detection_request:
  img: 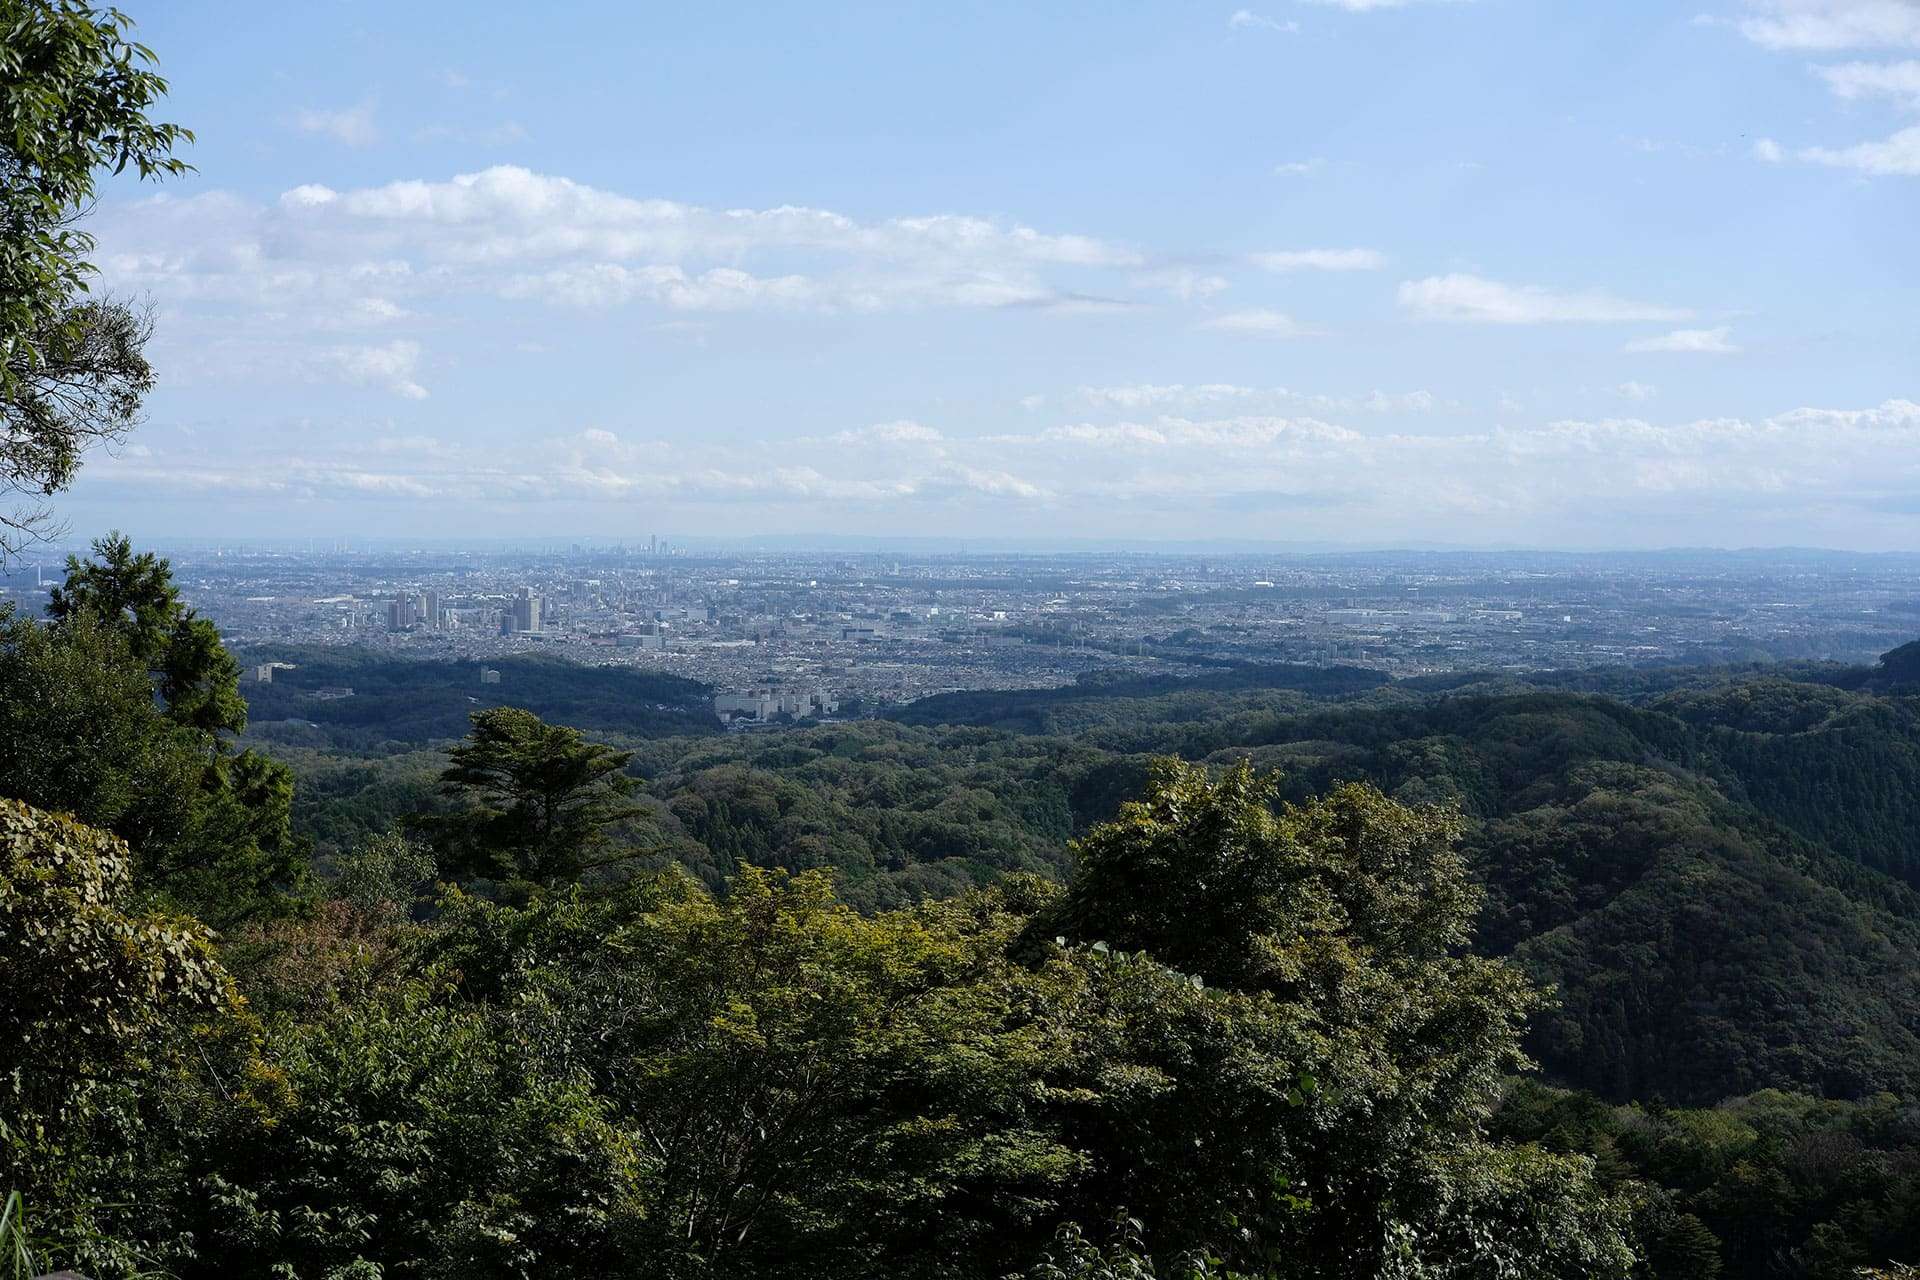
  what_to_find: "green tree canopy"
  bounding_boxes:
[423,706,647,888]
[0,798,237,1271]
[4,758,1637,1277]
[1039,760,1628,1278]
[1,1,190,552]
[50,531,246,733]
[0,537,305,924]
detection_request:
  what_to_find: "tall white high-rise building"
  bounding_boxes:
[511,587,542,633]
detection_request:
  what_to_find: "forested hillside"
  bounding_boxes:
[888,662,1392,734]
[240,647,719,749]
[251,644,1920,1114]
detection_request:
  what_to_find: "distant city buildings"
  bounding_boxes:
[715,686,840,723]
[629,632,667,651]
[139,543,1920,711]
[388,591,447,632]
[506,587,543,635]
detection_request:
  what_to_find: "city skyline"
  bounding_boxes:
[26,541,1915,708]
[57,0,1920,549]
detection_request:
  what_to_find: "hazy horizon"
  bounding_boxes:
[29,528,1920,563]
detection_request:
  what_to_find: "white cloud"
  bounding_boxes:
[934,465,1050,500]
[1736,11,1920,176]
[1250,247,1388,271]
[1199,308,1317,336]
[88,399,1920,545]
[1352,389,1439,412]
[109,166,1446,462]
[1068,383,1438,414]
[323,297,411,329]
[1623,326,1742,354]
[99,166,1151,321]
[1816,57,1920,105]
[1735,0,1920,50]
[370,434,457,456]
[1071,384,1256,410]
[86,167,1188,394]
[1022,417,1363,452]
[317,340,429,399]
[294,102,380,148]
[1399,274,1694,324]
[145,332,432,399]
[1616,381,1660,401]
[1298,0,1472,10]
[828,421,947,445]
[1297,0,1474,9]
[1228,9,1299,31]
[268,167,1141,271]
[1773,398,1920,428]
[501,263,824,310]
[353,297,408,322]
[1133,267,1231,300]
[1273,158,1326,176]
[1800,122,1920,171]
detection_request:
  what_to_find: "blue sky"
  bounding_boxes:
[62,0,1920,548]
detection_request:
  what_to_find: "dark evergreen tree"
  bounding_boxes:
[422,706,648,888]
[0,536,306,923]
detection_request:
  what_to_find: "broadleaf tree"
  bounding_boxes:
[0,0,190,552]
[1039,759,1634,1278]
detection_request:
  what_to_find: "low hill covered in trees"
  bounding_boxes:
[238,646,720,749]
[887,660,1392,735]
[255,644,1920,1114]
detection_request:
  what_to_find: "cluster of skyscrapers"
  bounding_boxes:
[385,591,442,632]
[713,685,840,723]
[385,586,544,635]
